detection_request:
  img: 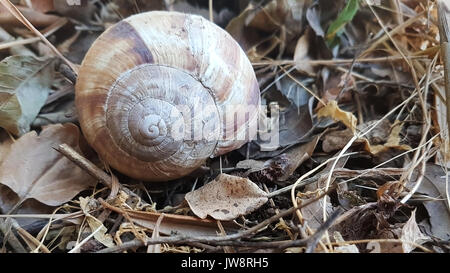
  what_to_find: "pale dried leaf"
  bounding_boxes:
[317,100,357,132]
[333,231,359,253]
[0,123,96,206]
[147,213,164,253]
[294,28,314,75]
[334,244,360,253]
[79,197,115,248]
[401,210,430,253]
[185,174,268,221]
[0,56,54,136]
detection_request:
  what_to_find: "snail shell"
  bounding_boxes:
[75,11,260,181]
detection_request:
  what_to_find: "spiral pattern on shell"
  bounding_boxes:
[75,11,260,181]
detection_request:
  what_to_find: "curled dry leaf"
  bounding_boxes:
[79,197,115,248]
[293,28,314,75]
[333,232,359,253]
[401,210,430,253]
[367,210,430,253]
[317,100,357,133]
[278,134,321,181]
[322,119,410,154]
[103,196,240,237]
[0,55,55,136]
[118,209,239,237]
[238,135,319,182]
[0,123,96,207]
[185,174,268,221]
[369,120,411,154]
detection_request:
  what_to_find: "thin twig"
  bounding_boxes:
[438,0,450,143]
[0,0,78,74]
[55,144,150,207]
[97,189,334,253]
[305,207,343,253]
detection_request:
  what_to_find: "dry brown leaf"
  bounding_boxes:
[0,123,96,207]
[278,134,321,181]
[107,207,240,237]
[367,210,430,253]
[317,100,357,132]
[322,120,410,154]
[0,184,53,227]
[185,174,268,221]
[369,120,411,154]
[0,129,13,164]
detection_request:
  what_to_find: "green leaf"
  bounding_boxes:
[0,56,55,136]
[326,0,360,43]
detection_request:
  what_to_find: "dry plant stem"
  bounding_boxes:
[0,0,78,74]
[270,166,401,198]
[398,54,437,192]
[365,0,420,90]
[438,0,450,141]
[97,190,333,253]
[69,225,103,253]
[56,144,149,206]
[305,207,343,253]
[98,206,342,252]
[401,141,434,204]
[361,9,425,57]
[280,65,324,104]
[0,17,68,50]
[16,227,50,253]
[0,27,34,55]
[339,133,440,185]
[252,55,426,66]
[59,63,77,84]
[263,184,294,240]
[209,0,213,22]
[0,218,27,253]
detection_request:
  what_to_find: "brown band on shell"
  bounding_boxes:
[102,20,154,65]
